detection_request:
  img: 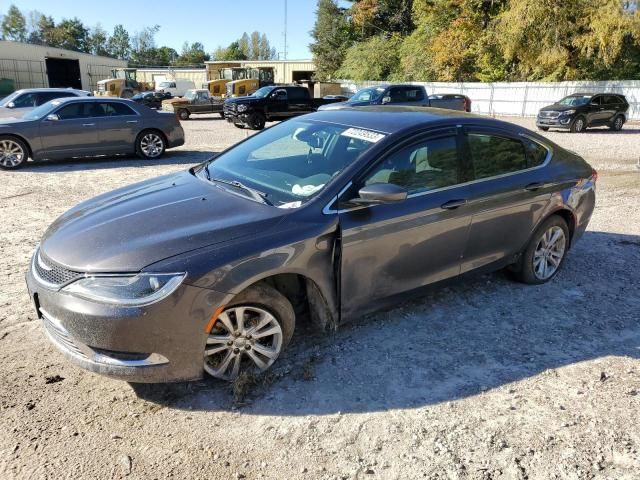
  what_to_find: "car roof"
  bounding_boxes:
[14,88,89,94]
[309,106,520,135]
[47,96,133,103]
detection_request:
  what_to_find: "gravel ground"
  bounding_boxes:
[1,114,639,480]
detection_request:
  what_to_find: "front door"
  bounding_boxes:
[39,101,99,157]
[338,130,472,320]
[459,128,552,273]
[267,89,289,117]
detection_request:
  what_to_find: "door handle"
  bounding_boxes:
[126,120,138,124]
[82,123,95,127]
[524,182,545,191]
[441,199,467,210]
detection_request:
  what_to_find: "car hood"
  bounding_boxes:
[539,103,579,113]
[0,107,28,119]
[224,95,259,105]
[40,171,286,272]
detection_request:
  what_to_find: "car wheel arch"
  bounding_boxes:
[227,272,338,332]
[0,133,33,160]
[527,208,576,253]
[136,128,167,146]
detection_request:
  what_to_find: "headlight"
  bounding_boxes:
[63,273,185,306]
[561,109,576,115]
[237,104,248,112]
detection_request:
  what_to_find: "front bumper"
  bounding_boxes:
[536,116,573,129]
[26,258,227,383]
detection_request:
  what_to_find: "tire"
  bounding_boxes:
[0,135,29,170]
[135,130,166,159]
[233,123,245,129]
[513,215,570,285]
[570,116,586,133]
[121,90,134,99]
[610,115,624,131]
[178,109,190,120]
[537,126,549,132]
[219,112,225,119]
[247,112,266,130]
[204,283,295,381]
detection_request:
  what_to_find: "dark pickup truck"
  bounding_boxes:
[318,85,471,112]
[223,86,343,130]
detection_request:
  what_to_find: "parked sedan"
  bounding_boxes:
[0,88,91,119]
[537,93,629,132]
[0,97,184,169]
[26,107,596,383]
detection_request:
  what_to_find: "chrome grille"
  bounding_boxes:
[41,310,87,359]
[33,250,83,287]
[539,110,560,119]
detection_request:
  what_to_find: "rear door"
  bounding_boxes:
[601,95,619,123]
[96,102,141,151]
[39,102,100,157]
[459,127,552,273]
[338,129,473,319]
[586,95,607,125]
[287,87,311,115]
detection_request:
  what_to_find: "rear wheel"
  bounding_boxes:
[178,109,190,120]
[0,136,29,169]
[610,115,624,131]
[570,116,586,133]
[513,215,569,284]
[136,130,166,159]
[537,126,549,132]
[219,112,225,119]
[233,122,245,129]
[204,284,295,381]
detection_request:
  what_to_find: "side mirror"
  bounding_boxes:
[590,101,598,106]
[45,113,60,121]
[381,96,391,105]
[351,183,407,205]
[6,101,15,108]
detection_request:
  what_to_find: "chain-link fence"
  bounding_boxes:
[337,80,640,120]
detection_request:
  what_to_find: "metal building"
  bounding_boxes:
[0,40,126,92]
[134,68,208,88]
[205,60,316,84]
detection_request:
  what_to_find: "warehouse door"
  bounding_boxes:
[46,58,82,89]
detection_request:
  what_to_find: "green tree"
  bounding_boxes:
[310,0,353,80]
[349,0,414,38]
[238,32,251,59]
[176,42,209,65]
[212,41,248,61]
[108,24,131,60]
[154,46,179,65]
[88,24,110,56]
[1,4,27,41]
[130,25,159,65]
[336,34,402,80]
[258,33,277,60]
[51,18,90,52]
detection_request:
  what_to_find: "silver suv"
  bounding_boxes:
[0,88,91,119]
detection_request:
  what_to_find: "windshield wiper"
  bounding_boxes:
[211,177,273,206]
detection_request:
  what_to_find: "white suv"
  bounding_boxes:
[0,88,91,119]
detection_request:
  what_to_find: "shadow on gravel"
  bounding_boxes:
[551,127,640,135]
[132,231,640,415]
[10,150,216,172]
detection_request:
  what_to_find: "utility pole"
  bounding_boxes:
[283,0,288,60]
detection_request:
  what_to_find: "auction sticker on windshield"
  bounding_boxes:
[341,128,386,143]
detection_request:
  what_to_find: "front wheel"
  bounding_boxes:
[136,130,166,159]
[0,136,29,169]
[204,284,295,381]
[513,215,569,285]
[537,126,549,132]
[570,116,586,133]
[219,112,225,119]
[247,113,266,130]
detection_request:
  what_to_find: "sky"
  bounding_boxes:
[0,0,321,59]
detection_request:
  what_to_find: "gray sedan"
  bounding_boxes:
[26,107,596,383]
[0,97,185,169]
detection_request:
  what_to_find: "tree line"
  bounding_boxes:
[310,0,640,82]
[0,4,277,66]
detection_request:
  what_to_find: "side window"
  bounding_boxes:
[468,133,527,179]
[404,87,424,101]
[590,96,601,106]
[387,87,405,103]
[36,91,73,105]
[364,136,459,194]
[56,102,89,120]
[100,102,136,116]
[13,93,37,108]
[523,138,549,168]
[170,82,176,88]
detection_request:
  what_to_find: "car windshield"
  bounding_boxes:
[558,95,591,106]
[184,91,196,100]
[0,91,26,107]
[348,87,385,103]
[21,100,61,120]
[198,119,384,207]
[252,87,274,98]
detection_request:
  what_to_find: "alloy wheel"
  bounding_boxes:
[614,117,623,130]
[574,118,584,132]
[0,139,25,168]
[139,133,164,158]
[204,306,284,380]
[532,226,566,280]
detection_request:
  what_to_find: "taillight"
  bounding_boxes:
[591,168,598,182]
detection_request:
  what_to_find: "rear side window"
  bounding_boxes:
[36,91,75,106]
[364,136,459,194]
[468,134,527,179]
[523,138,549,168]
[100,102,137,116]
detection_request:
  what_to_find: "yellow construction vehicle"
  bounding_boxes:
[95,68,153,98]
[225,67,275,98]
[203,68,248,97]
